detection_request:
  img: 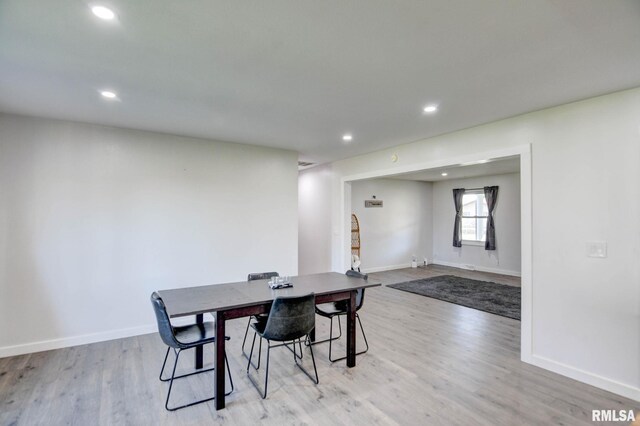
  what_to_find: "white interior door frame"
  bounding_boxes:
[339,144,533,362]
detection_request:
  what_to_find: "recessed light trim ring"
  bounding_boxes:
[100,90,117,99]
[91,5,116,20]
[423,104,438,114]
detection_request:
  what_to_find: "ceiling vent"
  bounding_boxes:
[298,161,315,168]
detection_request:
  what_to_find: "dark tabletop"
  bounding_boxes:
[157,272,381,318]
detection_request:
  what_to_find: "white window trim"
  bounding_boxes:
[460,189,488,244]
[461,239,485,247]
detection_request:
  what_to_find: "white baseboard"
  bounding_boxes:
[530,354,640,402]
[361,261,521,277]
[0,316,200,359]
[431,260,521,277]
[361,263,413,273]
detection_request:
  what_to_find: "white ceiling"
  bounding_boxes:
[388,157,520,182]
[1,1,639,164]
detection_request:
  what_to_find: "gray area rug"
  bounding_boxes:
[387,275,521,320]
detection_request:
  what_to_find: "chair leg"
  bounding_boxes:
[245,330,262,371]
[282,340,303,359]
[224,353,234,395]
[247,337,319,399]
[326,316,344,361]
[159,346,171,381]
[306,314,342,346]
[263,344,270,399]
[294,337,319,385]
[241,317,252,356]
[247,332,258,372]
[246,336,270,399]
[293,338,297,361]
[292,338,304,362]
[328,316,334,359]
[356,314,369,355]
[160,347,216,382]
[242,317,263,370]
[165,348,182,411]
[329,313,368,362]
[164,347,235,411]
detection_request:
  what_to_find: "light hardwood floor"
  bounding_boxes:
[1,266,638,425]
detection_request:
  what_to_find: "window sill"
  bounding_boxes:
[461,240,485,247]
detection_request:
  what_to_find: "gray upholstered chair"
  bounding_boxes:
[150,292,234,411]
[312,270,369,362]
[241,272,279,368]
[246,293,319,398]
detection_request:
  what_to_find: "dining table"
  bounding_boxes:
[157,271,380,410]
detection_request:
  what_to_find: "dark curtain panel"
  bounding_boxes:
[452,188,465,247]
[484,186,499,250]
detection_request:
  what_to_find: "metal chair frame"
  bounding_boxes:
[246,336,317,399]
[308,270,370,362]
[241,272,279,368]
[324,312,369,362]
[241,272,302,369]
[246,294,319,399]
[151,292,234,411]
[159,346,234,411]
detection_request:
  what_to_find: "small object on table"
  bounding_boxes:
[268,276,293,289]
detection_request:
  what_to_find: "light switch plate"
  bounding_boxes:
[587,241,607,258]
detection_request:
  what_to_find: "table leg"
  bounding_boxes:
[346,290,357,367]
[195,314,204,369]
[309,327,316,343]
[214,311,226,410]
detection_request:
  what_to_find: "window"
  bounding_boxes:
[460,190,488,243]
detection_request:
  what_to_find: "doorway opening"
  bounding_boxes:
[340,145,532,362]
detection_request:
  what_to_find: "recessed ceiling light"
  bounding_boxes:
[342,134,353,142]
[423,104,438,114]
[91,5,116,20]
[100,90,117,99]
[441,172,448,176]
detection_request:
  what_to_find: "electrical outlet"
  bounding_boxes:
[587,241,607,258]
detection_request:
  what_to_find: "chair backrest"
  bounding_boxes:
[346,269,368,280]
[150,292,180,348]
[345,270,367,310]
[262,293,315,341]
[248,272,279,281]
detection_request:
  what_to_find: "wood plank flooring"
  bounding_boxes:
[1,266,638,425]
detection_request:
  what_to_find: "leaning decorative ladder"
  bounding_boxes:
[351,214,361,270]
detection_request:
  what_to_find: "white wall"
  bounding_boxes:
[432,173,521,276]
[350,179,432,272]
[298,163,333,275]
[0,113,299,357]
[298,87,640,400]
